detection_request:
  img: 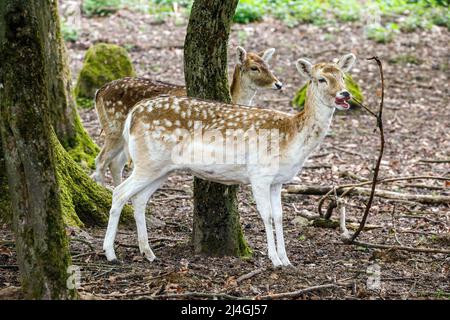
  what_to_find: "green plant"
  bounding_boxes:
[330,0,363,22]
[233,2,264,24]
[82,0,121,17]
[61,23,79,42]
[292,0,328,25]
[366,23,399,43]
[427,7,450,29]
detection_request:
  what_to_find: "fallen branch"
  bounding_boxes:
[419,159,450,164]
[70,238,95,251]
[300,175,450,217]
[349,240,450,255]
[400,183,445,190]
[236,268,265,283]
[292,205,382,231]
[285,185,450,205]
[143,292,246,300]
[331,145,369,159]
[258,283,342,300]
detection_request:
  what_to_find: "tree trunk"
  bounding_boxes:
[0,140,11,223]
[46,0,99,168]
[0,0,133,227]
[0,0,75,299]
[184,0,251,257]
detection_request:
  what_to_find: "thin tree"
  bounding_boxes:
[184,0,251,256]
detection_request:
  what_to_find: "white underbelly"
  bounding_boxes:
[188,165,251,185]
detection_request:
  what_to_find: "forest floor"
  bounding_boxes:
[1,6,449,300]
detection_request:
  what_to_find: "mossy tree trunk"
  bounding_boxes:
[184,0,251,257]
[0,0,132,227]
[0,141,11,223]
[0,0,76,299]
[46,0,99,168]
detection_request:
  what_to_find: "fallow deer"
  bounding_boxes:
[102,54,356,267]
[91,47,282,186]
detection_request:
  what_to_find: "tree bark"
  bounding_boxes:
[0,0,75,299]
[184,0,251,257]
[0,0,132,227]
[46,0,99,168]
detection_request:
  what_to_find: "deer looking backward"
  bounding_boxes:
[91,47,282,186]
[103,53,356,267]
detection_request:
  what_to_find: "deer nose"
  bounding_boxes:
[274,81,283,90]
[339,91,351,98]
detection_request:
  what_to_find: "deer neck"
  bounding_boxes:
[230,65,256,105]
[286,84,335,161]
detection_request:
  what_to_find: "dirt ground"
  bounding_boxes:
[1,6,449,300]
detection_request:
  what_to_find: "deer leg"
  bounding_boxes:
[92,136,124,185]
[103,173,152,262]
[131,174,168,262]
[109,150,128,187]
[270,183,292,266]
[251,182,283,267]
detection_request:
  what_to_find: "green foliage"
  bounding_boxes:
[66,114,100,169]
[61,22,79,42]
[234,2,264,24]
[74,43,136,108]
[151,0,191,6]
[268,0,328,26]
[329,0,363,22]
[147,0,193,15]
[427,8,450,29]
[82,0,121,17]
[293,74,364,110]
[366,23,399,43]
[103,0,450,33]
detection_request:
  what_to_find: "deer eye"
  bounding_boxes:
[250,66,259,72]
[318,78,327,83]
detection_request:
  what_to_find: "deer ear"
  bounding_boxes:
[237,46,247,65]
[296,58,313,79]
[260,48,275,63]
[337,53,356,72]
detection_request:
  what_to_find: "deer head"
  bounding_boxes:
[296,53,356,110]
[231,46,283,105]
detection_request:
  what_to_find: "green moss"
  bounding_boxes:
[311,218,339,229]
[237,226,253,258]
[75,43,136,108]
[293,74,364,110]
[0,142,11,224]
[66,114,100,169]
[0,173,11,224]
[51,131,133,228]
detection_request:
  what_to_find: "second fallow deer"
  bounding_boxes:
[102,53,356,267]
[91,47,282,186]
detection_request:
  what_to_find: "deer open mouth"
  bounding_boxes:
[335,97,351,109]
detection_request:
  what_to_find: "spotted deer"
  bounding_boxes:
[91,46,282,186]
[103,54,356,267]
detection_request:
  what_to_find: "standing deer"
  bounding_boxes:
[103,53,356,267]
[91,47,282,186]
